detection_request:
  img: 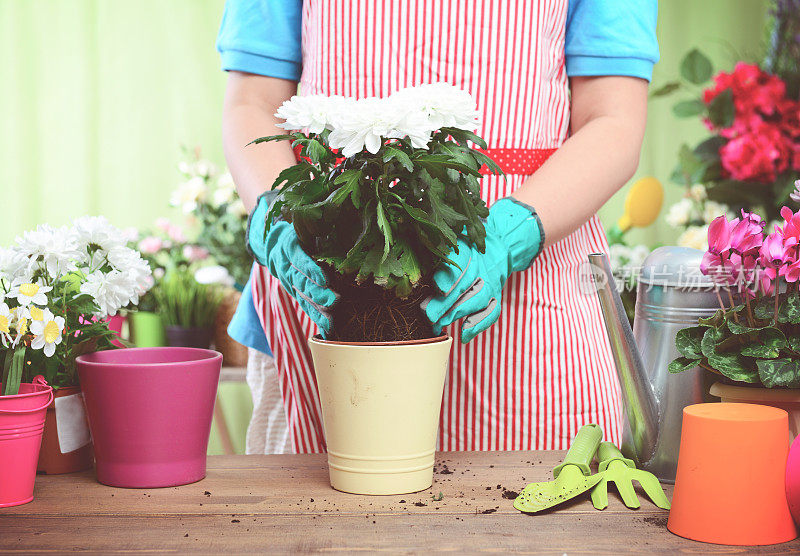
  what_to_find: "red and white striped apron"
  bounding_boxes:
[252,0,623,453]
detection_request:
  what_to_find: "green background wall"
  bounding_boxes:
[0,1,772,452]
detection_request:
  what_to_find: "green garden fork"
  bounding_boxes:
[590,442,671,510]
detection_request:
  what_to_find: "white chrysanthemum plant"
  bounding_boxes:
[251,82,500,342]
[0,217,152,396]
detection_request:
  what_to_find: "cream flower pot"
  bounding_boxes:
[308,335,452,495]
[710,381,800,442]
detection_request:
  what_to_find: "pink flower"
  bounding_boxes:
[155,218,172,233]
[182,245,209,262]
[701,215,739,285]
[719,123,789,183]
[730,210,764,255]
[167,224,186,243]
[137,236,163,255]
[759,232,789,289]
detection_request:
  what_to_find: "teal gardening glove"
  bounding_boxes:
[423,198,544,343]
[247,192,338,337]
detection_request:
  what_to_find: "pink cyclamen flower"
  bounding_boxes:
[137,236,163,255]
[759,231,788,287]
[701,215,739,284]
[730,210,765,255]
[182,245,209,262]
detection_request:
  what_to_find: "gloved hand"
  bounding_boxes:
[423,197,544,343]
[247,192,338,337]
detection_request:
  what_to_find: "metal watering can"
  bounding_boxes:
[588,247,720,482]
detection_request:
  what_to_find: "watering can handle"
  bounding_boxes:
[597,441,636,472]
[553,424,602,478]
[0,376,54,414]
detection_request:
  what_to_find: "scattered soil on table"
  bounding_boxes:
[231,519,240,523]
[414,502,427,507]
[437,464,454,475]
[325,271,435,342]
[203,491,211,496]
[501,490,518,499]
[642,516,668,528]
[480,508,497,514]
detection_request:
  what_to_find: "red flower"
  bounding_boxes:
[704,63,786,119]
[719,122,790,183]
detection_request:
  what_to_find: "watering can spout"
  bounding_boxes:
[587,253,659,465]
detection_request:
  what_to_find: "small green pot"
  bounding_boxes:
[130,312,166,348]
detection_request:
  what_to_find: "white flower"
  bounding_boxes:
[688,184,707,202]
[170,176,208,214]
[212,174,236,207]
[0,247,30,286]
[195,265,234,287]
[71,215,125,252]
[276,95,354,134]
[107,246,152,299]
[80,270,139,318]
[328,97,409,156]
[702,201,730,225]
[227,198,248,218]
[391,82,480,131]
[665,199,693,228]
[6,281,51,306]
[677,225,709,251]
[15,224,83,278]
[29,308,65,357]
[0,302,11,336]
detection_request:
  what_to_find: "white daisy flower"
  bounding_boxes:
[29,308,65,357]
[665,199,693,228]
[677,225,709,251]
[79,269,138,318]
[702,201,731,225]
[0,302,12,335]
[6,281,52,306]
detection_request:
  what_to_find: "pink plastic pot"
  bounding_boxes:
[0,377,53,507]
[76,347,222,488]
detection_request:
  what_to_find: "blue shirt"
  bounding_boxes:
[217,0,659,82]
[219,0,659,353]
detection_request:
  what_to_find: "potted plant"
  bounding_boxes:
[252,83,500,494]
[154,267,223,349]
[0,217,152,474]
[670,199,800,439]
[655,3,800,250]
[130,219,207,347]
[171,149,252,365]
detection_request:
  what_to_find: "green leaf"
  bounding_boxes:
[672,100,705,118]
[669,356,700,374]
[789,335,800,353]
[439,127,488,150]
[707,89,734,128]
[304,139,327,164]
[680,49,713,84]
[740,327,787,359]
[756,358,800,388]
[247,133,295,146]
[698,309,725,328]
[2,347,26,396]
[649,81,681,98]
[382,145,414,172]
[675,326,704,359]
[330,169,363,207]
[376,199,393,262]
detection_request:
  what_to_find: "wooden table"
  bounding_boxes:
[1,451,798,554]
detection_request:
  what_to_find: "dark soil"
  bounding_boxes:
[326,271,435,342]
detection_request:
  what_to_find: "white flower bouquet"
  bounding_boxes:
[0,217,152,395]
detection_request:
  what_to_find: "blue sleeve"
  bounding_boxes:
[227,272,272,356]
[216,0,303,81]
[565,0,659,82]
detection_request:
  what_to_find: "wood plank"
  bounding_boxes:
[4,452,669,517]
[2,514,799,554]
[1,451,797,553]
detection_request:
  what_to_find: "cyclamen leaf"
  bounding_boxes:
[675,326,704,359]
[756,358,800,388]
[669,356,700,374]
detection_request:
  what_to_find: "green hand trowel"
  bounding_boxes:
[513,424,603,513]
[590,442,671,510]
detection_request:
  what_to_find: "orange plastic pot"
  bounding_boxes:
[37,386,93,475]
[668,403,797,546]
